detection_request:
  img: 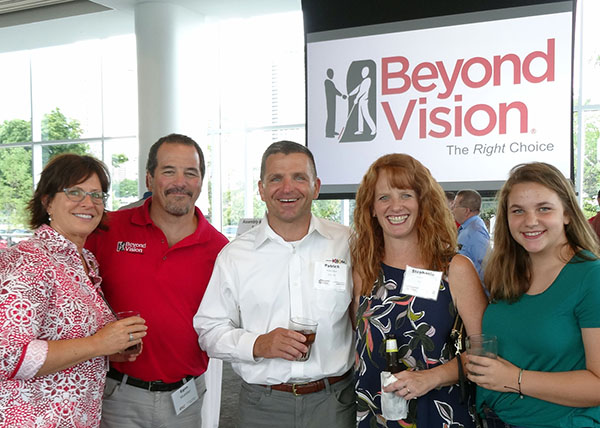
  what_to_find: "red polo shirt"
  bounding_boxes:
[85,198,228,383]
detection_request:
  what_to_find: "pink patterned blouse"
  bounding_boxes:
[0,225,115,427]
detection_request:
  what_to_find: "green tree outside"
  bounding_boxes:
[41,107,88,165]
[115,178,138,198]
[0,119,33,226]
[574,111,600,219]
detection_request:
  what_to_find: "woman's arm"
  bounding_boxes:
[384,255,487,400]
[467,327,600,407]
[36,316,147,377]
[447,254,487,338]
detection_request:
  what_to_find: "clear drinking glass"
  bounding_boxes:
[116,310,141,354]
[289,317,318,361]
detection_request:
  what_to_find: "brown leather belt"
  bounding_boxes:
[265,369,352,396]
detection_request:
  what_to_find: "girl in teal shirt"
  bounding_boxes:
[466,162,600,428]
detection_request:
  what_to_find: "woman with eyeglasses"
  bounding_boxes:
[0,154,147,427]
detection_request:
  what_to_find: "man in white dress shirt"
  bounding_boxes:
[194,141,355,428]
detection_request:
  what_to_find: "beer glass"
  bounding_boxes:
[289,317,318,361]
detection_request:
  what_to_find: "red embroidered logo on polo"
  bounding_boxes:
[116,241,146,254]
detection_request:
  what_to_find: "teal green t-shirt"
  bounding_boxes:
[476,254,600,428]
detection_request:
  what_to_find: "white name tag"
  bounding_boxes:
[171,378,199,415]
[400,265,443,301]
[314,260,348,291]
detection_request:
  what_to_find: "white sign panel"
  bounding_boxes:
[306,8,572,190]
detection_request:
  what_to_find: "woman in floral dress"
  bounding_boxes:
[0,154,147,427]
[351,154,487,427]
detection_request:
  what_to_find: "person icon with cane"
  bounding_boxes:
[348,66,376,136]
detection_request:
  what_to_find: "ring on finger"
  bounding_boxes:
[406,387,411,394]
[129,333,134,342]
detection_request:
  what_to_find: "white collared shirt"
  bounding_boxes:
[194,215,354,385]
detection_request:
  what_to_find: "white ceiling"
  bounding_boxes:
[0,0,301,53]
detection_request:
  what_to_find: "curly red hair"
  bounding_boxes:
[351,154,457,295]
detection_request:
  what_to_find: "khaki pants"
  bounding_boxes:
[100,375,206,428]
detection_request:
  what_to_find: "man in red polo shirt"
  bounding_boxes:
[86,133,228,428]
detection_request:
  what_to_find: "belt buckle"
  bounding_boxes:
[291,381,311,396]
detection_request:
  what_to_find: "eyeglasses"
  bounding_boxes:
[63,187,108,205]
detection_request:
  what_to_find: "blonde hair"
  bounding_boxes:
[351,154,457,295]
[485,162,599,302]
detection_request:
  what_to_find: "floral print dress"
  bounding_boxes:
[356,263,474,428]
[0,225,115,427]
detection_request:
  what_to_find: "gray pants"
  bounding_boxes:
[100,375,206,428]
[238,373,356,428]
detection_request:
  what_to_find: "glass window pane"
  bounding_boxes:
[0,146,32,236]
[31,41,102,141]
[102,35,138,137]
[213,12,305,129]
[41,140,102,168]
[581,110,600,217]
[0,51,31,143]
[104,137,140,210]
[581,0,600,105]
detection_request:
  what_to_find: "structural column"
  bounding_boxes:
[134,1,204,189]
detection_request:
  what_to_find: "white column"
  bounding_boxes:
[133,2,206,192]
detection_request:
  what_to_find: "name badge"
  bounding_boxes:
[171,378,199,415]
[400,265,443,301]
[314,260,348,291]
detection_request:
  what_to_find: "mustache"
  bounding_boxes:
[165,186,193,197]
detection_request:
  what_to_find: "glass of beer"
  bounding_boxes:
[289,317,318,362]
[116,311,142,354]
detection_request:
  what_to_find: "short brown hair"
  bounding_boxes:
[146,133,205,178]
[260,141,317,182]
[28,154,111,229]
[456,189,482,212]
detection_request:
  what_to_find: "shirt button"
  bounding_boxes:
[162,256,166,261]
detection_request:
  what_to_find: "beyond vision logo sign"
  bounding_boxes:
[324,60,377,143]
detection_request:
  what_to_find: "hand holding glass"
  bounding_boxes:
[466,334,497,376]
[289,317,318,361]
[466,334,498,358]
[116,311,142,354]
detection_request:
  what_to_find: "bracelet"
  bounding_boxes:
[517,368,524,399]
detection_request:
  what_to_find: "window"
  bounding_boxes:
[0,35,138,240]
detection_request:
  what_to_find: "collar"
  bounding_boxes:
[35,223,82,256]
[460,214,481,229]
[35,224,102,289]
[253,214,332,249]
